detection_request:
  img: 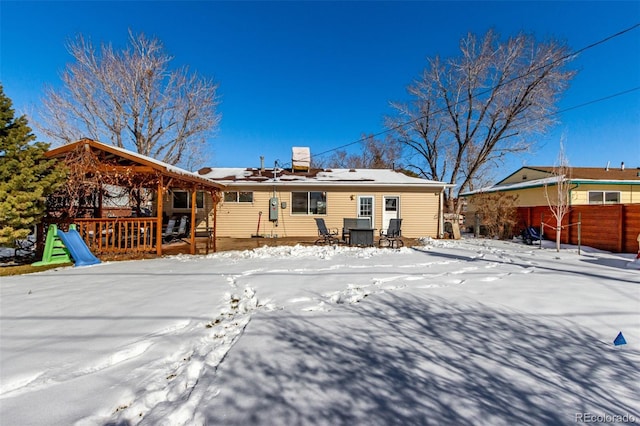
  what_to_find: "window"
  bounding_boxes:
[292,191,327,215]
[588,191,620,205]
[224,191,254,203]
[172,191,205,209]
[384,198,397,212]
[359,196,373,217]
[173,191,189,209]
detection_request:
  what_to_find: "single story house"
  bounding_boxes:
[163,148,454,240]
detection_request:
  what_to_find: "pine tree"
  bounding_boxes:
[0,85,66,247]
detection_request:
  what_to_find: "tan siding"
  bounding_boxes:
[465,187,550,212]
[465,184,638,219]
[396,191,440,237]
[211,185,443,238]
[571,184,637,205]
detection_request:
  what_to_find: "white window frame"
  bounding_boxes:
[357,195,375,228]
[588,191,621,205]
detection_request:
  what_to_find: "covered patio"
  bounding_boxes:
[42,139,223,257]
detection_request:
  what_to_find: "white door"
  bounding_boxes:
[382,196,399,232]
[357,196,374,228]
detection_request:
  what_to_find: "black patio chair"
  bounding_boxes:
[314,218,340,245]
[521,226,542,245]
[163,216,188,243]
[379,218,403,248]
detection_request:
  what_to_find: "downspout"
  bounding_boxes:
[569,182,579,206]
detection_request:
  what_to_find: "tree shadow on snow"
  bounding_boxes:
[412,247,640,285]
[202,294,640,425]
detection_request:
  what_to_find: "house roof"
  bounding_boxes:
[197,167,453,188]
[46,139,223,190]
[498,166,640,184]
[461,165,640,196]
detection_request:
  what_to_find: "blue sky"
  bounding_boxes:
[1,1,639,180]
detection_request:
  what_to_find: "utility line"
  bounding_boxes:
[551,86,639,116]
[296,23,640,166]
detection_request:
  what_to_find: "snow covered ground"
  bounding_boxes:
[1,237,638,425]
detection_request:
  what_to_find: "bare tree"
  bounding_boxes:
[544,141,572,252]
[39,31,221,168]
[387,30,575,219]
[471,192,520,240]
[321,134,403,169]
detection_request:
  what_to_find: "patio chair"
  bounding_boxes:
[521,226,542,245]
[379,218,403,248]
[314,218,340,245]
[163,216,188,243]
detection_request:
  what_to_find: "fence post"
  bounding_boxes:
[578,212,581,256]
[540,212,544,249]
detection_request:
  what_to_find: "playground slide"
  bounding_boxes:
[56,229,101,267]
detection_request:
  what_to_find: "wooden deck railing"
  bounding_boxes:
[43,218,158,255]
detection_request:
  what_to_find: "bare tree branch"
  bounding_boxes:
[386,30,576,216]
[322,134,403,170]
[38,30,221,168]
[544,139,572,252]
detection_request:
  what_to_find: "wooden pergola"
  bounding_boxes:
[44,138,223,256]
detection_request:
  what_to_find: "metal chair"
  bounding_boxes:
[379,218,403,248]
[314,218,340,245]
[163,216,188,243]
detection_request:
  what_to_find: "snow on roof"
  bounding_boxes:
[199,167,452,187]
[47,139,222,188]
[462,171,640,196]
[97,141,208,182]
[461,175,564,196]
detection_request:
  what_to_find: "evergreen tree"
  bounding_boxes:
[0,85,66,247]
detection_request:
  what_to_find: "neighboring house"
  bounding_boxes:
[468,165,640,206]
[171,152,453,239]
[460,164,640,252]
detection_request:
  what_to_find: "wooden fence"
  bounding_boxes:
[517,204,640,253]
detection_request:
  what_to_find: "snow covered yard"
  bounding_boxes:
[1,238,638,425]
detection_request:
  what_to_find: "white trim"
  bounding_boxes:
[357,195,375,229]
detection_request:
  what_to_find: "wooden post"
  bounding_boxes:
[98,187,103,218]
[213,190,218,253]
[577,212,582,256]
[156,177,164,256]
[540,212,544,249]
[190,187,197,255]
